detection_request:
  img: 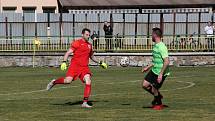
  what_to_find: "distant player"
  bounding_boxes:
[46,28,108,108]
[142,28,170,110]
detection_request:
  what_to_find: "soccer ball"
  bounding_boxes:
[120,57,130,67]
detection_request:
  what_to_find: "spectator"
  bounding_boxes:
[103,21,113,51]
[91,31,99,50]
[204,21,215,51]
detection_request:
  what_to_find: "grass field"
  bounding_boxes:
[0,66,215,121]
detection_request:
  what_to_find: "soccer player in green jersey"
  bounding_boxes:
[142,27,170,110]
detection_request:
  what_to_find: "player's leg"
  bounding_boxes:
[142,80,162,105]
[46,65,77,90]
[142,79,158,105]
[143,70,163,106]
[151,75,167,108]
[151,86,162,105]
[143,70,157,95]
[46,76,73,91]
[54,76,73,84]
[150,84,165,110]
[81,74,92,108]
[142,80,154,95]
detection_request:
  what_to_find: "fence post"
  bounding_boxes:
[123,13,125,38]
[72,13,75,40]
[97,13,100,50]
[9,22,12,48]
[147,13,150,48]
[173,12,176,45]
[5,17,8,47]
[135,13,138,45]
[97,13,100,36]
[59,12,63,48]
[47,12,51,50]
[185,13,188,37]
[22,15,25,52]
[35,13,37,37]
[85,13,87,28]
[198,12,201,46]
[160,13,164,34]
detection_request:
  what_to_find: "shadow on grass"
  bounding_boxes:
[121,103,131,105]
[142,104,169,109]
[52,100,109,106]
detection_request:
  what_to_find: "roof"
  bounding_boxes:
[58,0,215,9]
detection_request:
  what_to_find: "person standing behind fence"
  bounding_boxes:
[103,21,113,51]
[204,21,215,52]
[91,31,99,50]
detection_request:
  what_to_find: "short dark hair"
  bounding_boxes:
[152,27,162,37]
[82,28,91,34]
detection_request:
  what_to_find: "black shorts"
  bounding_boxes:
[144,70,167,89]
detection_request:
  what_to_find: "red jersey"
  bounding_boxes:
[70,38,93,67]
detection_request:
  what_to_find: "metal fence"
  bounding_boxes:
[0,12,214,52]
[0,12,214,38]
[0,36,214,52]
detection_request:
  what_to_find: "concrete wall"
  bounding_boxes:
[0,54,214,67]
[0,0,58,13]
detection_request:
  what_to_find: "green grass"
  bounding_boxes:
[0,66,215,121]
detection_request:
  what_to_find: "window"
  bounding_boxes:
[2,7,17,13]
[22,7,36,13]
[22,7,36,22]
[42,7,56,13]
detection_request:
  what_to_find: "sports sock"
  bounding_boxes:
[158,91,162,98]
[155,96,162,105]
[83,84,91,102]
[53,77,65,85]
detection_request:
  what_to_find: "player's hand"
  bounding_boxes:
[99,61,108,69]
[157,74,163,83]
[142,67,149,73]
[60,61,67,71]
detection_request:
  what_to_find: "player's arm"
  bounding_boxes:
[157,46,170,83]
[63,49,73,62]
[90,52,108,69]
[63,40,79,62]
[90,53,99,64]
[142,64,153,73]
[159,57,170,76]
[157,57,169,83]
[146,64,153,69]
[60,49,73,71]
[61,40,78,71]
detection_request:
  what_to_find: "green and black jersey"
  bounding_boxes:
[152,42,170,76]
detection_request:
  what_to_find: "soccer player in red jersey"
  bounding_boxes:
[46,28,107,108]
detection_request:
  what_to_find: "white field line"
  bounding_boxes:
[0,75,196,99]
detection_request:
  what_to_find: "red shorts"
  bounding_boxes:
[66,64,92,83]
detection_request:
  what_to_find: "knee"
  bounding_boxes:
[142,81,150,89]
[85,79,91,85]
[64,77,73,84]
[84,74,91,85]
[142,84,148,89]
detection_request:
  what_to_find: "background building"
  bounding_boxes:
[0,0,58,13]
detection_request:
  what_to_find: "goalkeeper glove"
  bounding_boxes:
[60,61,67,71]
[99,61,108,69]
